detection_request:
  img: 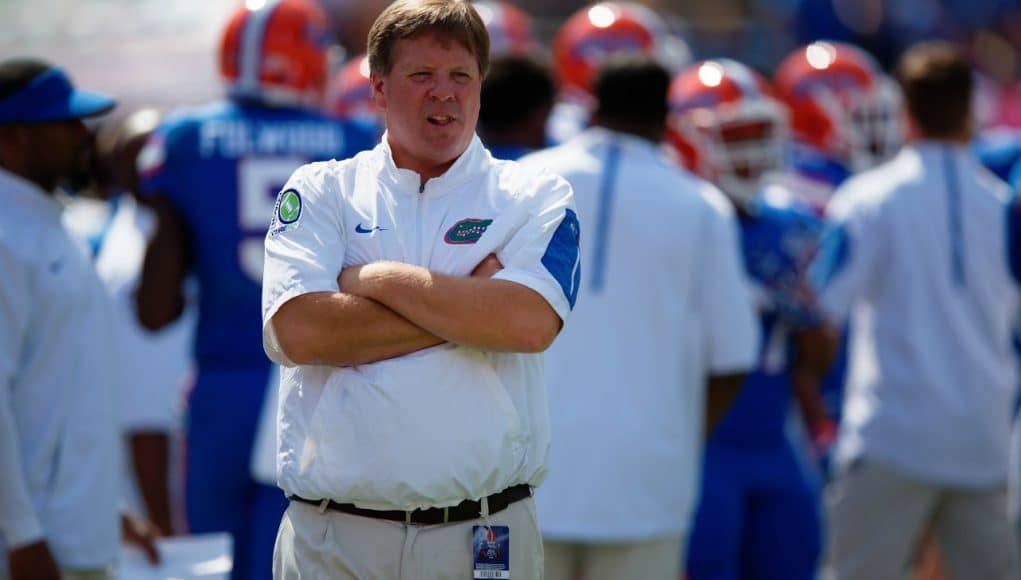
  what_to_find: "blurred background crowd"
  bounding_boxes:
[3,0,1021,124]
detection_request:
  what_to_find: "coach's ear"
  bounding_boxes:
[371,73,388,113]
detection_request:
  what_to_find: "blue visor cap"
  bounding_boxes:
[0,68,116,125]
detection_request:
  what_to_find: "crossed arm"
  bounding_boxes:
[791,323,841,439]
[270,255,562,367]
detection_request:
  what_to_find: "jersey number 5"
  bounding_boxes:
[238,156,306,284]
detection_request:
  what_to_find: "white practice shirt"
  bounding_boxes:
[0,169,120,567]
[262,134,579,510]
[816,142,1021,487]
[63,194,195,432]
[520,128,761,540]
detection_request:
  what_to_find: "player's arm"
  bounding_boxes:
[339,256,561,354]
[697,185,761,437]
[704,373,746,437]
[809,182,887,323]
[135,194,193,331]
[133,122,195,331]
[790,324,840,439]
[128,433,171,536]
[787,210,841,442]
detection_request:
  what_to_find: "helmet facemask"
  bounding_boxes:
[678,98,789,206]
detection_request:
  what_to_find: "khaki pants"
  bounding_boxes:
[274,497,542,579]
[543,535,684,580]
[825,460,1020,580]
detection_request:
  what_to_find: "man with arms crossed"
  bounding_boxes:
[262,1,580,578]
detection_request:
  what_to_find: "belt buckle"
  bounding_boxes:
[405,507,449,525]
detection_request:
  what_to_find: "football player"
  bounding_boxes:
[472,0,539,57]
[548,1,691,144]
[667,58,835,580]
[773,40,904,214]
[326,53,382,132]
[134,1,376,578]
[771,41,906,464]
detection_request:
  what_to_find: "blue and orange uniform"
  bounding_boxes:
[687,196,825,580]
[138,100,374,580]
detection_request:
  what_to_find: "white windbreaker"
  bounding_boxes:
[817,142,1021,487]
[262,134,579,510]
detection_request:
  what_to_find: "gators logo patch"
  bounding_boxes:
[444,218,493,245]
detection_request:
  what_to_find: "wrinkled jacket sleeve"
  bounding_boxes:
[0,243,43,548]
[492,172,581,322]
[261,163,347,366]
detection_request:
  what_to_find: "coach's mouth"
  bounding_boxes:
[427,114,456,126]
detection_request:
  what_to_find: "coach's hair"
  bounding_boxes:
[895,41,972,139]
[0,58,51,103]
[367,0,490,78]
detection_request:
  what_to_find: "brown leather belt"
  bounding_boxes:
[291,483,531,525]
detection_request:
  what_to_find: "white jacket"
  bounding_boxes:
[262,135,579,510]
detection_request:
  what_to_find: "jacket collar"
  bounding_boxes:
[576,126,665,160]
[377,132,488,197]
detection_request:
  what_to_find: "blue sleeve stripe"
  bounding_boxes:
[541,208,582,310]
[589,141,621,293]
[1008,189,1021,287]
[809,223,850,293]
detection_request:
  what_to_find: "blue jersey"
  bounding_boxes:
[775,143,854,216]
[713,198,825,445]
[788,143,853,191]
[688,200,826,580]
[485,143,537,161]
[139,100,376,367]
[974,128,1021,183]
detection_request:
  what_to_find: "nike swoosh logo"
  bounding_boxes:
[355,223,386,234]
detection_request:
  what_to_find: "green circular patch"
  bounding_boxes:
[278,189,302,224]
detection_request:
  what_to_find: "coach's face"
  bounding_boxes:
[372,32,482,181]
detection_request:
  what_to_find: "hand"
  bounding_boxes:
[122,513,162,565]
[339,264,368,296]
[8,541,60,580]
[471,254,503,278]
[810,418,839,480]
[811,418,838,453]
